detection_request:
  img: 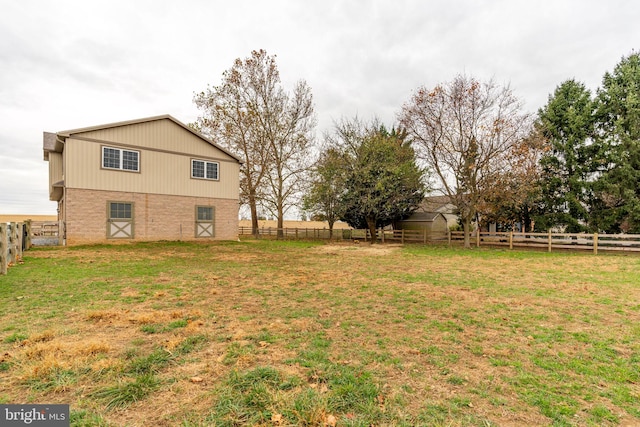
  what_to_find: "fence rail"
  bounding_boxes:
[30,221,59,237]
[450,231,640,254]
[239,226,640,254]
[238,226,449,243]
[3,224,638,275]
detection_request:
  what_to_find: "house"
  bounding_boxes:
[43,115,241,245]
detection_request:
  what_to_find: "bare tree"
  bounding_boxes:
[259,80,316,236]
[194,49,314,237]
[400,75,531,248]
[194,50,270,236]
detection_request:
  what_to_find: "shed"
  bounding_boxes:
[395,211,449,238]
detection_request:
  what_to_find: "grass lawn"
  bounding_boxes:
[1,239,639,426]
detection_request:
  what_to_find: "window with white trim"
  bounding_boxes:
[102,146,139,172]
[191,159,219,180]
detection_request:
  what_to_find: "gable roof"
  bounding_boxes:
[418,195,457,214]
[44,114,241,163]
[401,211,447,223]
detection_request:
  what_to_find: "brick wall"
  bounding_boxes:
[65,188,238,245]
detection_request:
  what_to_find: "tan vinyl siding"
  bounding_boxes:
[71,119,237,162]
[64,138,239,200]
[48,152,63,198]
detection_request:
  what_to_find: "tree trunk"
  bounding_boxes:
[328,220,334,239]
[522,204,531,233]
[463,215,472,249]
[249,194,259,237]
[366,217,377,244]
[277,204,284,238]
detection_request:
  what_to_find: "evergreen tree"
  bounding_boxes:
[536,79,596,232]
[592,52,640,233]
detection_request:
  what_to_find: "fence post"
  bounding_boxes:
[24,220,32,250]
[16,223,23,260]
[448,230,451,247]
[593,232,598,255]
[8,223,17,265]
[424,228,427,245]
[548,230,552,252]
[509,231,513,250]
[0,223,7,275]
[381,228,385,243]
[401,229,405,244]
[476,229,480,248]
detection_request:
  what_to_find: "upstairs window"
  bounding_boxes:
[102,146,139,172]
[191,159,219,180]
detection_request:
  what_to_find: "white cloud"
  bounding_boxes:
[0,0,638,213]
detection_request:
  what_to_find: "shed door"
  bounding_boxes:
[195,206,214,238]
[108,202,134,239]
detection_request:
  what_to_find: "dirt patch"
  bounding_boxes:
[312,242,403,256]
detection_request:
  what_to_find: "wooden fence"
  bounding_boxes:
[30,221,59,237]
[454,231,640,254]
[239,226,448,244]
[2,224,637,275]
[1,221,31,275]
[239,226,640,254]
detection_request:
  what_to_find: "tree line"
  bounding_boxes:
[193,49,640,247]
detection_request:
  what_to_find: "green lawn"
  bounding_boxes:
[1,240,639,426]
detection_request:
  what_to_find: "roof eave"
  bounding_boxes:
[43,132,64,160]
[55,114,243,164]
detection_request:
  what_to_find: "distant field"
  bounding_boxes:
[239,219,352,229]
[0,214,57,222]
[1,240,639,426]
[1,216,347,229]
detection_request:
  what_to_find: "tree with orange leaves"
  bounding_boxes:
[400,75,532,248]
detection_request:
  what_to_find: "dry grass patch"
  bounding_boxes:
[85,310,121,322]
[74,341,112,356]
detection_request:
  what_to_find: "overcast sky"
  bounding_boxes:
[0,0,637,215]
